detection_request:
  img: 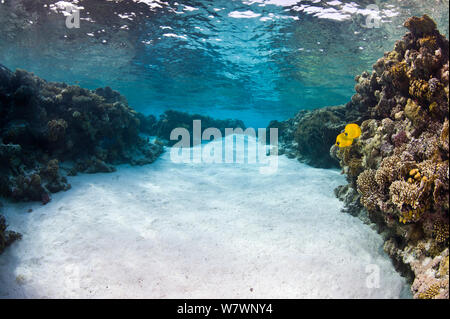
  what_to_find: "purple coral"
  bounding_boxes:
[392,130,408,147]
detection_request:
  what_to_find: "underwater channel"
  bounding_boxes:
[0,0,449,301]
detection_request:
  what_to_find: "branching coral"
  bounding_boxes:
[409,79,430,103]
[390,61,410,92]
[433,222,449,244]
[389,180,429,223]
[356,169,384,211]
[418,283,441,299]
[374,155,403,189]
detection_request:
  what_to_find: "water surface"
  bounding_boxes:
[1,0,448,126]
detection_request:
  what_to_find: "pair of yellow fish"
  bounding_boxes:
[335,123,361,148]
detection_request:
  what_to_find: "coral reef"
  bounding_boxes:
[333,15,449,298]
[268,105,365,168]
[0,65,246,258]
[0,215,21,254]
[139,110,246,146]
[0,204,21,254]
[1,64,164,205]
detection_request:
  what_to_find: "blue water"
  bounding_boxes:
[0,0,449,127]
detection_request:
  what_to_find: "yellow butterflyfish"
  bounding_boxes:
[335,133,353,148]
[344,123,361,139]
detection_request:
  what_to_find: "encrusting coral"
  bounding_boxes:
[333,15,449,298]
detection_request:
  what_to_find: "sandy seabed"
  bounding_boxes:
[0,136,410,298]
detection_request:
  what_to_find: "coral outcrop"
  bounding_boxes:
[333,15,449,298]
[268,104,365,168]
[0,204,21,254]
[139,110,246,146]
[1,64,163,204]
[0,215,21,254]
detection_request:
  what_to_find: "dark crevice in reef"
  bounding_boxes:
[268,15,449,299]
[0,64,244,254]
